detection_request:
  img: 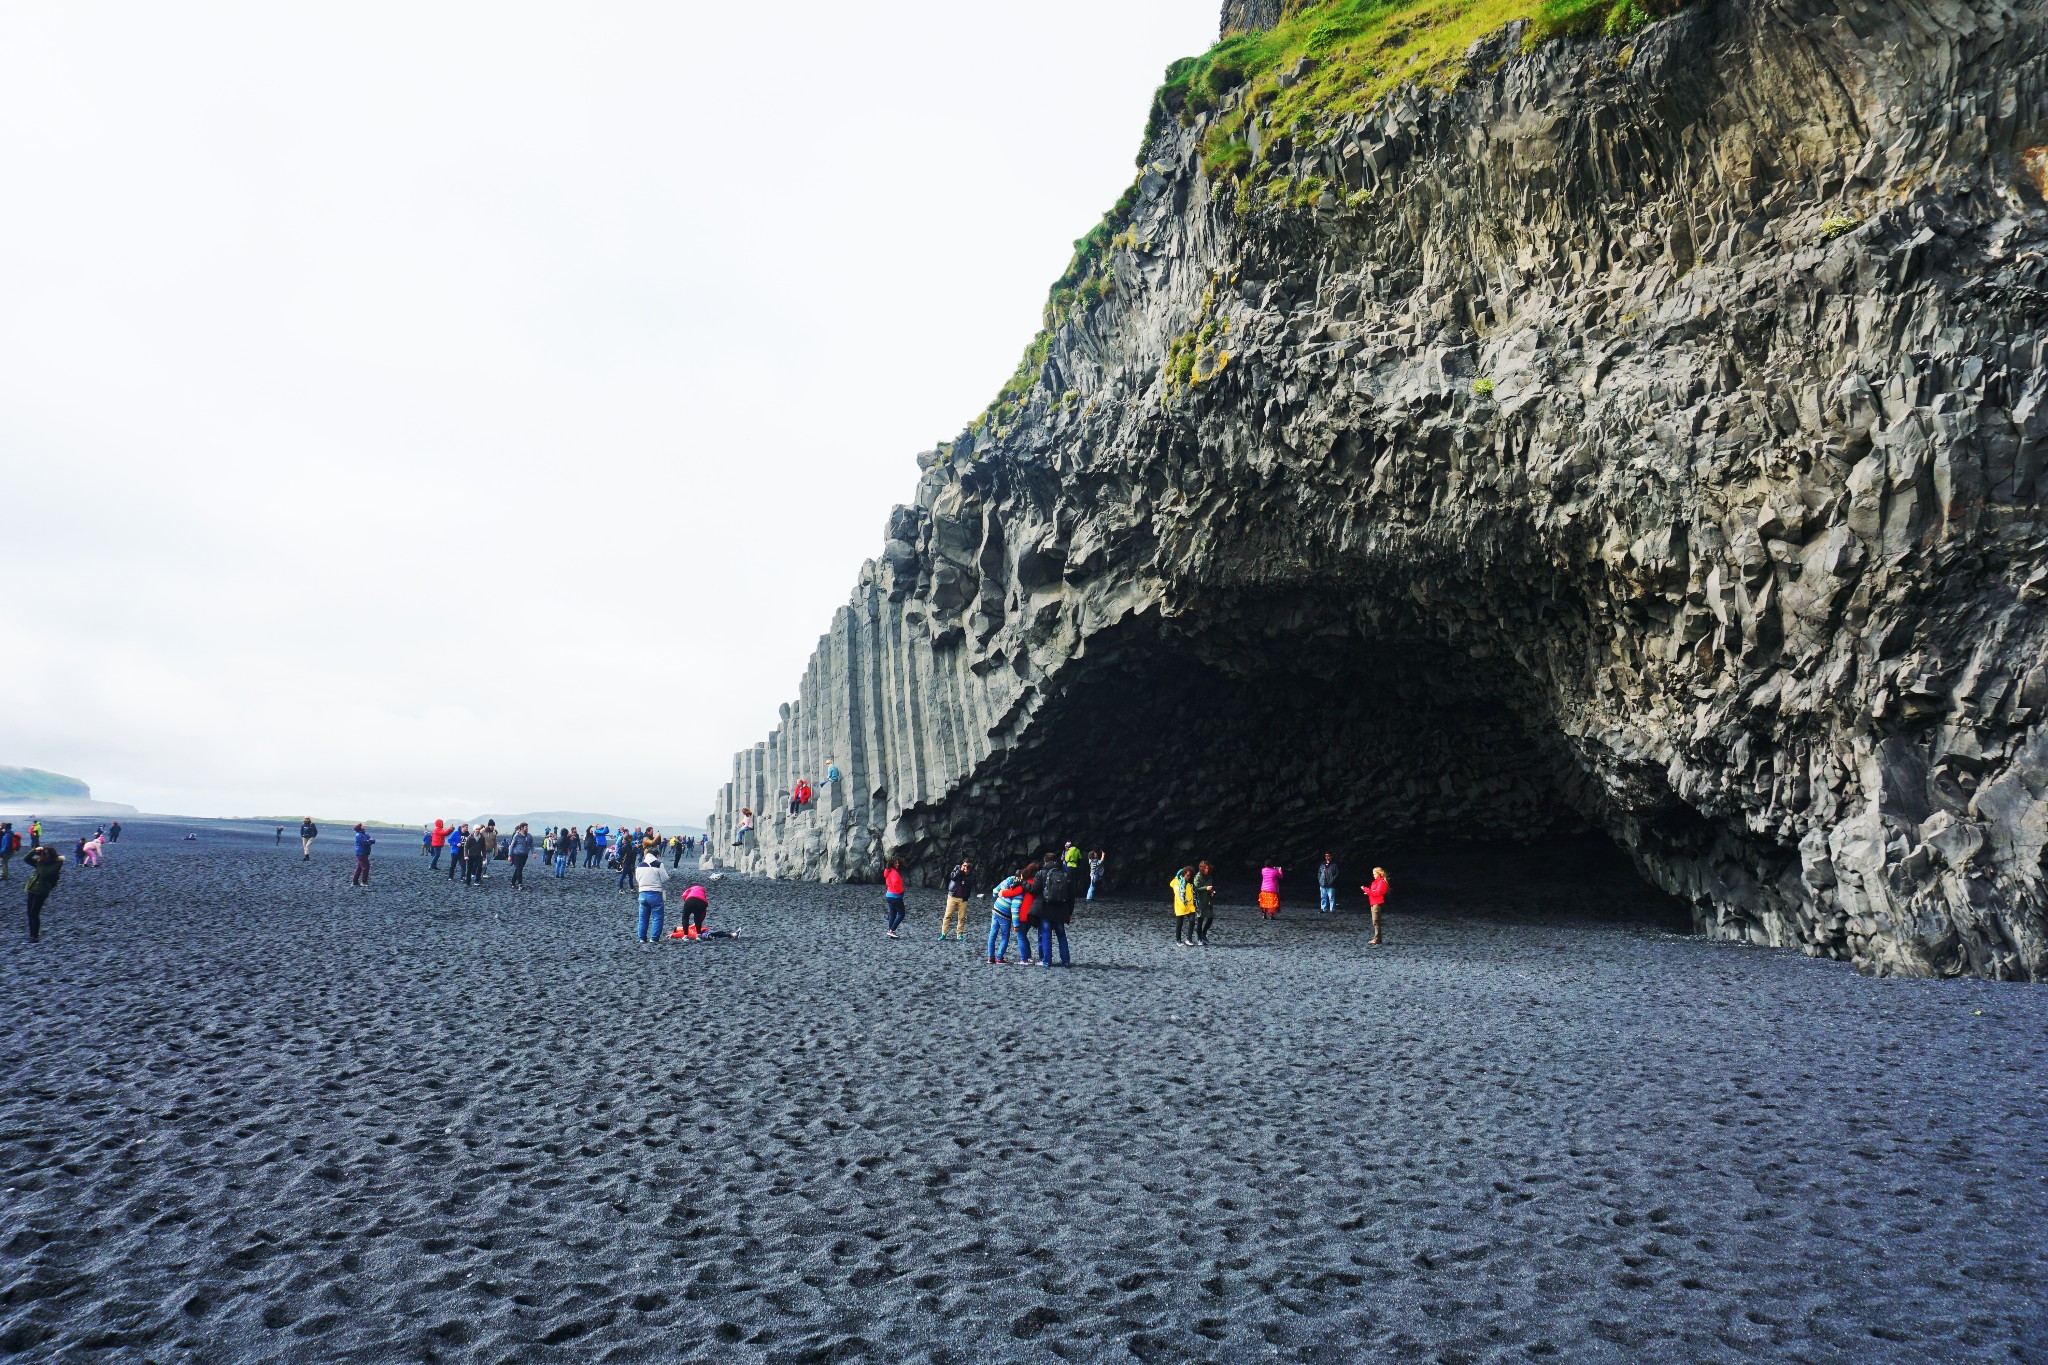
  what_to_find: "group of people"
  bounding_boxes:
[4,818,123,941]
[1235,856,1392,943]
[290,818,706,890]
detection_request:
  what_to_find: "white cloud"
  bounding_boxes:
[0,0,1219,822]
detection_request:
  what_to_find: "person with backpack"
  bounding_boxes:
[1171,866,1199,945]
[1362,867,1390,945]
[299,816,318,861]
[634,852,668,942]
[987,864,1034,964]
[882,857,908,937]
[23,845,63,941]
[1258,863,1284,919]
[939,858,974,940]
[1035,855,1075,967]
[1317,853,1340,912]
[0,823,15,881]
[1087,849,1105,900]
[349,823,375,887]
[1192,861,1217,946]
[508,823,533,888]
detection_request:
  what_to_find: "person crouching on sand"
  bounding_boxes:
[23,845,63,941]
[1258,863,1283,919]
[883,857,908,938]
[672,883,710,939]
[1362,867,1390,945]
[634,853,668,943]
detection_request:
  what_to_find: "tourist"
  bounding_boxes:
[447,823,466,880]
[1172,866,1198,945]
[1062,841,1083,874]
[299,816,318,861]
[670,833,684,868]
[22,844,63,942]
[552,830,571,878]
[1317,853,1339,913]
[1363,867,1390,945]
[615,839,636,890]
[824,758,840,788]
[508,823,533,888]
[107,821,121,842]
[28,819,41,849]
[1088,849,1106,900]
[1259,863,1284,919]
[350,823,375,887]
[275,825,283,845]
[634,852,668,943]
[1192,861,1217,945]
[464,827,487,887]
[883,857,908,937]
[1036,856,1074,967]
[81,833,104,868]
[421,824,432,859]
[987,865,1031,964]
[480,821,499,877]
[939,858,974,939]
[675,882,710,939]
[735,808,755,847]
[0,823,15,881]
[428,819,449,869]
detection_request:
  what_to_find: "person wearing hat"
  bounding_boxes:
[633,851,669,943]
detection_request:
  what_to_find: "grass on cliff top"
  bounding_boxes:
[1154,0,1685,179]
[964,0,1680,439]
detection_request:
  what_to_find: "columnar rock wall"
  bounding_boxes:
[711,0,2048,979]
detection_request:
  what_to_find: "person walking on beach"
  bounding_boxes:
[479,821,499,879]
[882,858,908,937]
[508,823,533,888]
[28,819,41,849]
[1171,866,1199,945]
[987,865,1031,964]
[1087,849,1105,900]
[350,823,375,887]
[446,824,465,880]
[670,834,684,868]
[634,852,668,943]
[464,826,487,887]
[299,817,318,861]
[1362,867,1390,945]
[939,858,974,940]
[553,832,571,878]
[1258,863,1284,919]
[108,821,120,843]
[22,845,63,941]
[0,824,15,882]
[1317,853,1339,913]
[1192,861,1217,946]
[428,819,448,870]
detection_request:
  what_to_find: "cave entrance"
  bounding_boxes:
[947,603,1691,930]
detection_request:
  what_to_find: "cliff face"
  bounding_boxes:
[709,0,2048,979]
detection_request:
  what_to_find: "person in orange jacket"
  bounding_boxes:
[1361,867,1390,945]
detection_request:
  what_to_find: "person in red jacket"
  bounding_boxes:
[428,819,449,871]
[883,858,908,937]
[1361,867,1390,945]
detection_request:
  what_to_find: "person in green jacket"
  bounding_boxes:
[24,846,62,942]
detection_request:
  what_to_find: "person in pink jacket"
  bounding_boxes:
[883,858,908,937]
[1258,865,1283,918]
[1361,867,1390,945]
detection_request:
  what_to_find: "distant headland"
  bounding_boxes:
[0,766,139,817]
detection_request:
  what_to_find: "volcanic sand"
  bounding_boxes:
[2,819,2043,1363]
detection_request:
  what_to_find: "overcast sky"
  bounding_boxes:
[0,1,1219,822]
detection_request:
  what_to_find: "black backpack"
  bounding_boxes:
[1040,863,1072,901]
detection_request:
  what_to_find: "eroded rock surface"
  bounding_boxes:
[710,0,2048,979]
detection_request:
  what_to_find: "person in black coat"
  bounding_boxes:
[1035,854,1075,967]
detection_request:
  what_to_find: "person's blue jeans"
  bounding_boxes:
[637,891,664,941]
[1086,879,1097,901]
[553,854,568,878]
[1320,885,1336,912]
[617,865,633,890]
[430,847,442,869]
[885,895,906,933]
[987,911,1013,960]
[1037,920,1069,966]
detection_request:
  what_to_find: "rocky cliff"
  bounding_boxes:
[708,0,2048,979]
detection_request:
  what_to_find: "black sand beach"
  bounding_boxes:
[2,819,2044,1362]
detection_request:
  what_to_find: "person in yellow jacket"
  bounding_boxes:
[1171,866,1199,946]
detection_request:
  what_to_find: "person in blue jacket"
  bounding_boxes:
[350,823,376,888]
[508,822,534,888]
[447,823,466,881]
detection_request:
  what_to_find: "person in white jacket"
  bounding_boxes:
[634,854,668,943]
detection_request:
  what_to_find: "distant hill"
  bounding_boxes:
[0,766,92,801]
